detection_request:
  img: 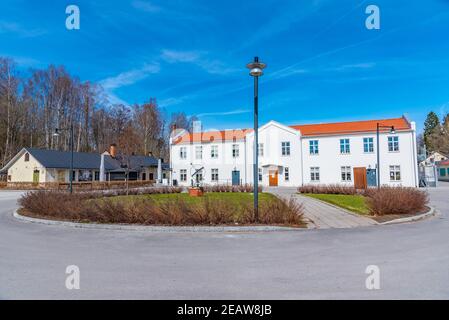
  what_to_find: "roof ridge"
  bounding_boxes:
[289,117,405,128]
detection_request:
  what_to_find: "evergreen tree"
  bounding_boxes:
[423,111,441,151]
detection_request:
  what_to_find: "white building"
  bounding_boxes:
[170,116,419,188]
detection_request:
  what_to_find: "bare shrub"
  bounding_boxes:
[365,186,429,216]
[202,184,262,193]
[19,191,305,227]
[298,184,358,195]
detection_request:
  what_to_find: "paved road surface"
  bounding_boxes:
[268,187,377,228]
[0,185,448,299]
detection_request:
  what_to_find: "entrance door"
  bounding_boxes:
[366,169,377,187]
[231,170,240,186]
[269,170,278,186]
[353,167,367,189]
[33,170,40,184]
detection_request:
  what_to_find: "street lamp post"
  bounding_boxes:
[376,123,396,189]
[54,122,74,194]
[247,57,266,222]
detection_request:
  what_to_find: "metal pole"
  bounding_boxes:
[70,122,74,194]
[376,123,380,189]
[253,74,259,222]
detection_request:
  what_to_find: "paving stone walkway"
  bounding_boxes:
[267,187,378,229]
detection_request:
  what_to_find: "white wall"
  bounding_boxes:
[301,130,417,187]
[7,151,47,183]
[170,121,418,188]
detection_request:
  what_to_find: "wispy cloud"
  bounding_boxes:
[161,49,237,74]
[99,63,160,89]
[0,21,46,38]
[195,108,251,118]
[131,0,162,13]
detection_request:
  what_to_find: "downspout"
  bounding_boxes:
[244,136,247,184]
[411,122,419,187]
[300,132,304,186]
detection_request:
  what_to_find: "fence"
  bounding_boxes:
[2,180,156,191]
[418,165,438,187]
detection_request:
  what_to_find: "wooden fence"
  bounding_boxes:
[1,180,156,191]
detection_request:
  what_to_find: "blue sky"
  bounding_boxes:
[1,0,449,132]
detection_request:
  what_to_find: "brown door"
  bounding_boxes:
[353,167,367,189]
[269,170,278,186]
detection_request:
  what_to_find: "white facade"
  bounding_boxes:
[170,118,419,188]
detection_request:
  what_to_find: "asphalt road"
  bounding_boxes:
[0,185,448,299]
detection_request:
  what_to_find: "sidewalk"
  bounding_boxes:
[267,187,378,229]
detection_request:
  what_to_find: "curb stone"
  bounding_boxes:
[379,206,437,225]
[12,210,305,233]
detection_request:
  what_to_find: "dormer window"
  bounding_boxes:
[24,153,30,162]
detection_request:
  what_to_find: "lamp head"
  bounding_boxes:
[246,56,266,77]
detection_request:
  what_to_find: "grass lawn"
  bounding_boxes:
[105,192,277,212]
[304,193,370,215]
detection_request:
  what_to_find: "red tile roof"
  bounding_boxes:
[173,117,411,143]
[290,117,411,137]
[173,129,252,144]
[439,159,449,166]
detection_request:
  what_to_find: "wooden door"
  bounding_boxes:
[33,170,40,184]
[269,170,278,186]
[353,167,367,189]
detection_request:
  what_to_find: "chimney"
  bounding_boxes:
[109,144,117,158]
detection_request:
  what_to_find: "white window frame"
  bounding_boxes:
[258,143,264,157]
[180,147,187,159]
[309,140,319,155]
[388,136,399,152]
[363,137,374,153]
[281,141,291,156]
[258,168,262,182]
[180,169,187,182]
[340,139,350,154]
[389,165,401,181]
[341,166,352,181]
[211,145,218,159]
[195,146,202,160]
[310,167,320,182]
[232,144,240,158]
[211,168,219,182]
[284,167,290,181]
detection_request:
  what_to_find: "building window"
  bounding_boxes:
[180,169,187,182]
[211,168,219,182]
[281,142,291,156]
[94,171,100,181]
[309,140,319,155]
[195,146,202,160]
[285,167,290,181]
[363,137,374,153]
[389,165,401,181]
[340,139,350,154]
[310,167,320,181]
[258,143,264,157]
[180,147,187,159]
[149,173,154,180]
[71,170,76,181]
[211,145,218,159]
[258,168,262,182]
[24,153,30,162]
[440,168,447,177]
[388,136,399,152]
[341,166,352,181]
[232,144,240,158]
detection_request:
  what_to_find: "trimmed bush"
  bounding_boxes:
[19,191,304,226]
[298,184,358,195]
[202,184,262,193]
[364,186,429,216]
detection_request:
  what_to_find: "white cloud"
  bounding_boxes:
[161,49,236,74]
[131,0,161,13]
[99,63,160,90]
[196,109,251,118]
[0,21,46,38]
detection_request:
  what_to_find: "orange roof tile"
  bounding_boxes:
[173,129,253,144]
[173,117,411,143]
[289,117,411,137]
